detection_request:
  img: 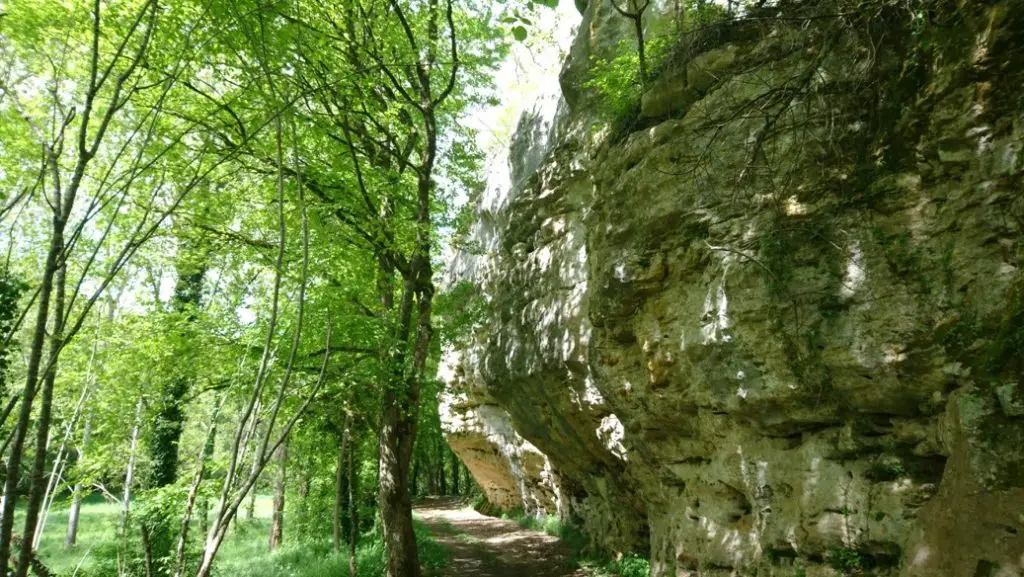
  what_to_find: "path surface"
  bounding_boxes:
[414,498,588,577]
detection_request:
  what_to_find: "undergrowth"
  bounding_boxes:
[26,496,449,577]
[211,521,450,577]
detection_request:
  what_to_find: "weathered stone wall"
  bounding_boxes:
[441,1,1024,576]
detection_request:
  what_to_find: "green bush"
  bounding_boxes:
[585,41,645,121]
[827,547,863,574]
[607,553,651,577]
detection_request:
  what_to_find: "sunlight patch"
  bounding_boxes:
[596,414,628,461]
[839,241,865,298]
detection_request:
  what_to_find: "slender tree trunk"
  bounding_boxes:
[377,85,440,576]
[296,467,310,539]
[0,212,63,576]
[64,305,105,550]
[347,427,358,577]
[268,442,287,551]
[148,264,204,576]
[244,426,262,520]
[437,435,447,496]
[35,371,92,550]
[173,404,220,577]
[65,414,91,548]
[34,451,66,550]
[16,260,67,577]
[198,414,217,538]
[450,448,459,496]
[333,437,345,554]
[121,398,144,532]
[193,118,320,577]
[142,525,155,577]
[634,14,647,88]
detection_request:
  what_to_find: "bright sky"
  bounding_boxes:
[465,3,581,180]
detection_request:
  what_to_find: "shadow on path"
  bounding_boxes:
[414,497,587,577]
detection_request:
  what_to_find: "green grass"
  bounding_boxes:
[18,494,447,577]
[217,521,449,577]
[16,494,122,575]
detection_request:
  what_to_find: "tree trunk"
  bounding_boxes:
[65,312,102,550]
[347,427,358,577]
[65,428,86,549]
[36,370,93,550]
[450,447,459,496]
[333,437,345,554]
[173,403,220,577]
[0,212,63,576]
[411,456,419,498]
[633,14,647,89]
[437,436,447,496]
[148,264,204,576]
[268,442,286,551]
[244,427,261,520]
[16,261,67,577]
[378,400,420,577]
[198,415,217,539]
[121,398,144,532]
[296,467,310,540]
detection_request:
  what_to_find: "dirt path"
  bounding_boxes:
[414,498,587,577]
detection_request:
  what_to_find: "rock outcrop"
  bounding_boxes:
[441,1,1024,576]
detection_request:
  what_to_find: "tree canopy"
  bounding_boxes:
[0,0,511,575]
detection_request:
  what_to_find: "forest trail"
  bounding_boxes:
[414,498,588,577]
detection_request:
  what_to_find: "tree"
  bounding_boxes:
[0,0,499,573]
[610,0,653,89]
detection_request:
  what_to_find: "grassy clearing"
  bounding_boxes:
[19,494,448,577]
[216,520,449,577]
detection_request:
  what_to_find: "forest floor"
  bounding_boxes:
[414,497,588,577]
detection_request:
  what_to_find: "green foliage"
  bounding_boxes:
[827,547,863,574]
[15,496,123,576]
[0,272,27,396]
[865,457,906,482]
[497,0,559,42]
[0,0,498,571]
[585,41,647,121]
[435,281,486,348]
[583,34,674,126]
[213,522,448,577]
[471,494,504,517]
[29,496,450,577]
[605,554,651,577]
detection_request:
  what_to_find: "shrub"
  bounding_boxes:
[607,553,651,577]
[827,547,863,574]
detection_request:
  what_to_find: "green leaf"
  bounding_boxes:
[512,25,528,41]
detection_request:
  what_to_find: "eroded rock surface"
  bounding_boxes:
[441,1,1024,576]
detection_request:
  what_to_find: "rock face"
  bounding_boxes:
[441,1,1024,576]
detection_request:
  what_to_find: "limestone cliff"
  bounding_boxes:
[441,1,1024,576]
